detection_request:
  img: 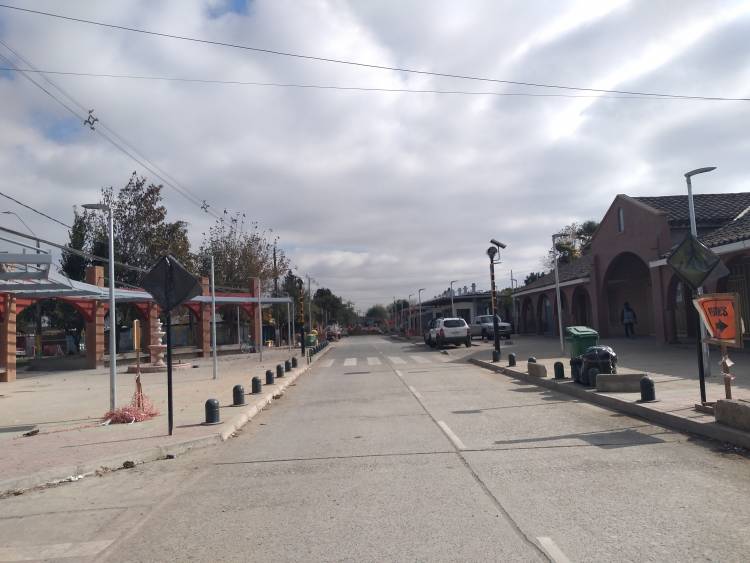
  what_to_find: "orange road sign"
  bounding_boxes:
[693,293,744,348]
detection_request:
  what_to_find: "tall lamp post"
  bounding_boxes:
[685,166,716,403]
[83,202,117,411]
[487,239,506,362]
[552,233,566,354]
[449,280,458,317]
[408,293,414,336]
[418,288,426,339]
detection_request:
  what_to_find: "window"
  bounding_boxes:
[443,319,466,327]
[617,207,625,232]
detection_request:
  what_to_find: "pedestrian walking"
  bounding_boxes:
[621,302,637,338]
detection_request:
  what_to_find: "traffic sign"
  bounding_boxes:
[693,293,744,348]
[667,234,721,290]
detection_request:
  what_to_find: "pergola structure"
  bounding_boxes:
[0,261,292,383]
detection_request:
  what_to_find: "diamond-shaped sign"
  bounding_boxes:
[666,234,721,291]
[141,255,202,311]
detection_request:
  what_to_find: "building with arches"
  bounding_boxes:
[513,192,750,344]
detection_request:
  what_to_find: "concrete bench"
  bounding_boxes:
[596,373,646,392]
[527,362,547,378]
[715,399,750,432]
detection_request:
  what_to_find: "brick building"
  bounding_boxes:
[513,192,750,343]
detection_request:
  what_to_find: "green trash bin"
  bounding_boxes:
[565,326,599,359]
[305,332,318,347]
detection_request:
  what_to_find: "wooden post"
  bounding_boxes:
[0,293,17,382]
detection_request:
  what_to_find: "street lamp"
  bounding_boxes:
[685,166,716,403]
[552,233,567,354]
[418,288,425,339]
[449,280,458,317]
[408,293,414,336]
[487,240,506,362]
[82,202,117,412]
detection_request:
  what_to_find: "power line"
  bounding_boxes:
[0,41,219,218]
[0,190,72,229]
[0,3,747,102]
[0,66,698,101]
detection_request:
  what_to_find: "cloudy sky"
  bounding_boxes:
[1,0,749,310]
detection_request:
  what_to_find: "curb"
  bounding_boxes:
[469,358,750,451]
[0,345,334,497]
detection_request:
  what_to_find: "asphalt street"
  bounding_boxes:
[1,336,750,562]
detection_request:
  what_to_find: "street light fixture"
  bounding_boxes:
[406,293,414,336]
[487,240,506,362]
[418,288,426,339]
[82,202,117,412]
[449,280,458,317]
[685,166,716,403]
[552,233,567,354]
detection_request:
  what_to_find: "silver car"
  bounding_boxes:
[470,315,512,340]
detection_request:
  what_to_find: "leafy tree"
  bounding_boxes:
[543,219,600,269]
[365,305,388,324]
[524,272,544,286]
[60,208,91,281]
[196,212,289,291]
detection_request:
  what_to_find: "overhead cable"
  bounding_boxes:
[0,3,747,102]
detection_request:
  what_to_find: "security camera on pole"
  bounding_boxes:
[487,239,506,362]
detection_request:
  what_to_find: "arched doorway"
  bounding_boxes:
[538,294,553,336]
[603,252,653,336]
[572,286,591,326]
[667,275,697,341]
[521,297,535,334]
[717,255,750,339]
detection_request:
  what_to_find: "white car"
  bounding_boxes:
[425,317,471,348]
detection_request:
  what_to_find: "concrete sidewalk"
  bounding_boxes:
[1,344,331,495]
[467,336,750,450]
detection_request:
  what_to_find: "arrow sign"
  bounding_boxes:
[693,293,744,348]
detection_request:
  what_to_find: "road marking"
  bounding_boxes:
[343,358,357,366]
[410,355,431,364]
[394,369,403,379]
[388,356,406,364]
[320,359,334,368]
[537,537,571,563]
[437,421,466,450]
[408,385,424,400]
[367,357,382,366]
[0,540,114,561]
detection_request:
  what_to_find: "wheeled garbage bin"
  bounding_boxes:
[565,326,599,359]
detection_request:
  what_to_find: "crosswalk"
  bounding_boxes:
[321,355,437,368]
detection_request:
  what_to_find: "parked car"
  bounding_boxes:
[470,315,512,340]
[425,317,471,348]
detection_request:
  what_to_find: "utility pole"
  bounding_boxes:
[510,270,518,334]
[307,275,312,335]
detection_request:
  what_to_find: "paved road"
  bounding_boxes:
[1,336,749,562]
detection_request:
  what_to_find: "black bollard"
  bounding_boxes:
[640,376,656,402]
[266,369,275,385]
[587,367,599,388]
[508,353,516,367]
[285,359,292,372]
[204,399,220,424]
[554,362,565,379]
[292,357,298,368]
[252,376,262,394]
[528,357,537,363]
[492,350,500,362]
[232,385,245,406]
[277,364,284,378]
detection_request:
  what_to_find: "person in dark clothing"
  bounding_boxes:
[621,302,637,338]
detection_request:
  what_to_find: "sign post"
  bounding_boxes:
[141,255,202,436]
[693,293,743,401]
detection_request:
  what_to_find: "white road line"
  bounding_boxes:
[394,369,404,379]
[367,357,382,366]
[408,385,424,400]
[0,540,114,561]
[537,537,572,563]
[320,359,334,368]
[410,355,431,364]
[437,420,466,450]
[343,358,357,367]
[388,356,406,364]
